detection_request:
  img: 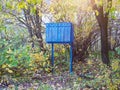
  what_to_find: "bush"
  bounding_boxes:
[29,52,51,73]
[0,38,31,77]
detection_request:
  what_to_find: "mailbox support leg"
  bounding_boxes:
[51,43,54,73]
[70,43,73,74]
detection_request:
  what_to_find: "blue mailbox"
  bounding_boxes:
[46,22,74,43]
[46,22,74,74]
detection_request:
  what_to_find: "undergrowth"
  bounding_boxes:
[0,40,120,90]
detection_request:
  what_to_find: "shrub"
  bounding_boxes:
[30,52,51,73]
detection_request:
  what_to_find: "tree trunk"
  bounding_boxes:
[35,8,45,52]
[24,9,34,48]
[100,18,110,65]
[95,9,110,65]
[90,0,112,65]
[23,7,46,52]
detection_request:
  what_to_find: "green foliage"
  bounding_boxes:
[0,3,2,11]
[0,19,31,77]
[0,20,6,32]
[115,47,120,55]
[0,28,50,78]
[0,37,31,76]
[109,7,116,19]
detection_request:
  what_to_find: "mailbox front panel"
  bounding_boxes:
[46,22,73,43]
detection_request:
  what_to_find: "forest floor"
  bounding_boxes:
[0,72,93,90]
[0,58,120,90]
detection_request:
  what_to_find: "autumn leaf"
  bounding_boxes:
[2,64,7,68]
[7,48,12,54]
[6,68,13,73]
[95,10,99,16]
[17,1,27,9]
[87,60,93,65]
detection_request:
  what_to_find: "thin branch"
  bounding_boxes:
[8,12,27,26]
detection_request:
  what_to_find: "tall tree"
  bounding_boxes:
[1,0,47,52]
[90,0,112,65]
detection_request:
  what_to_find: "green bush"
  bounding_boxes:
[0,34,32,77]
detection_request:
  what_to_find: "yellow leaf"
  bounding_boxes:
[2,64,7,68]
[29,63,32,66]
[7,68,13,73]
[43,62,46,67]
[62,48,65,53]
[18,1,27,9]
[38,11,42,17]
[95,10,99,16]
[87,60,93,65]
[50,7,54,13]
[7,48,12,54]
[45,68,50,72]
[78,77,82,81]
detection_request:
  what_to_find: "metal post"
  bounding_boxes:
[70,43,73,73]
[51,43,54,73]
